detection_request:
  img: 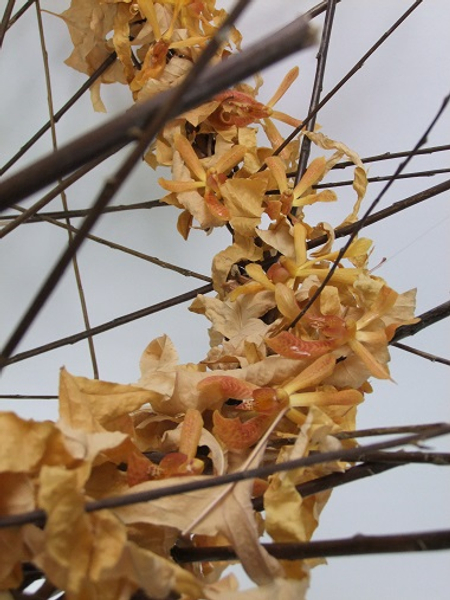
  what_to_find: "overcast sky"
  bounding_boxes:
[1,1,449,598]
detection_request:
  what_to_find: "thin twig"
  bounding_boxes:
[392,342,450,366]
[35,0,99,378]
[171,528,450,563]
[5,202,212,281]
[314,167,450,188]
[289,92,450,328]
[1,422,448,529]
[0,52,118,176]
[251,461,398,511]
[332,143,450,170]
[0,394,58,400]
[1,283,214,367]
[0,14,315,207]
[0,200,165,223]
[295,0,337,186]
[0,0,16,47]
[362,450,450,465]
[0,157,105,239]
[5,0,35,31]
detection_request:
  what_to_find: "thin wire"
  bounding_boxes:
[295,0,337,186]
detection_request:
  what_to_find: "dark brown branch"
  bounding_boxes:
[362,450,450,466]
[294,0,337,185]
[5,0,35,31]
[171,529,450,563]
[0,0,16,47]
[392,301,450,343]
[0,15,315,207]
[1,283,214,367]
[252,461,397,511]
[0,53,118,176]
[392,342,450,367]
[1,423,448,529]
[272,0,423,158]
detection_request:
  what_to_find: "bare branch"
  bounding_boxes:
[0,0,16,48]
[392,342,450,367]
[171,528,450,563]
[1,283,214,367]
[333,143,450,170]
[294,0,337,185]
[392,301,450,343]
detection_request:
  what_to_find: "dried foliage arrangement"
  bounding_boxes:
[0,1,449,600]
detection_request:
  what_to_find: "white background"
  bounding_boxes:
[1,1,449,598]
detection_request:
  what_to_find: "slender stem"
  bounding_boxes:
[0,0,16,47]
[290,92,450,328]
[35,0,99,378]
[252,461,397,511]
[172,529,450,563]
[0,200,165,223]
[6,202,211,282]
[362,450,450,465]
[336,422,447,440]
[314,167,450,188]
[295,0,337,186]
[5,0,35,31]
[0,394,58,400]
[332,143,450,171]
[1,283,214,367]
[392,342,450,367]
